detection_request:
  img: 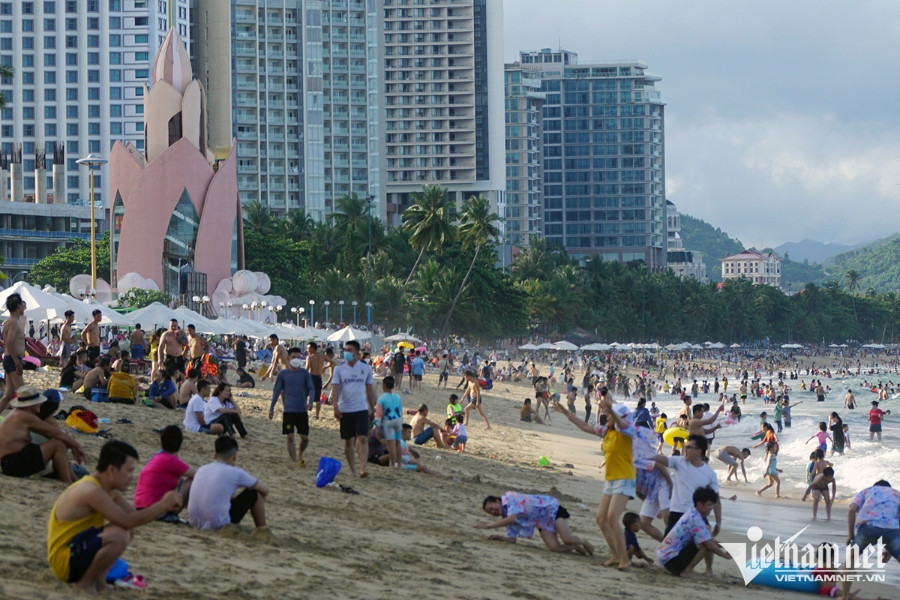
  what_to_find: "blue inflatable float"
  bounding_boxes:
[750,562,819,593]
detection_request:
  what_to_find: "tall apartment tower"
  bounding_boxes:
[521,48,667,268]
[192,0,380,221]
[379,0,505,224]
[503,61,544,255]
[0,0,190,207]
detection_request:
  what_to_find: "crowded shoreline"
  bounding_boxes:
[0,307,898,598]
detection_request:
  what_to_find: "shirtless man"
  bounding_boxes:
[714,446,751,482]
[688,404,723,447]
[47,440,181,592]
[262,334,289,381]
[410,404,449,448]
[0,386,86,482]
[462,370,491,429]
[178,368,200,408]
[1,293,27,412]
[82,357,111,399]
[305,341,335,419]
[58,310,76,364]
[81,309,102,362]
[186,324,208,373]
[159,319,187,376]
[129,324,146,361]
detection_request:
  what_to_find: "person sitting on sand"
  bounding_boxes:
[476,491,594,555]
[447,394,464,425]
[107,359,138,405]
[520,398,534,422]
[205,383,249,439]
[655,486,732,578]
[187,436,268,531]
[802,466,836,520]
[177,368,200,409]
[47,440,182,592]
[134,426,195,522]
[0,386,86,482]
[234,366,255,389]
[397,424,445,477]
[714,446,751,483]
[81,356,111,400]
[410,404,449,448]
[148,367,178,409]
[183,380,225,435]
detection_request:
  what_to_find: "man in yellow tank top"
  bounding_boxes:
[47,440,181,592]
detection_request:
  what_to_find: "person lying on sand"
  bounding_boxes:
[475,492,594,555]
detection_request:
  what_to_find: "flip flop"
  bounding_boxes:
[114,574,148,589]
[297,459,306,467]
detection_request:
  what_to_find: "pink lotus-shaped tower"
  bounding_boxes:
[110,27,244,303]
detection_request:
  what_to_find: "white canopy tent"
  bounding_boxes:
[536,342,556,350]
[552,340,579,351]
[0,281,76,322]
[580,343,611,351]
[125,302,179,329]
[326,326,372,343]
[384,333,423,344]
[78,298,131,326]
[173,306,231,336]
[518,343,539,350]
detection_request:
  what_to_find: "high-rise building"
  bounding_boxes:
[519,48,666,268]
[503,61,543,256]
[193,0,381,221]
[665,199,707,283]
[379,0,505,224]
[0,0,190,207]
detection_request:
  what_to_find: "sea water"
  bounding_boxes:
[644,374,899,498]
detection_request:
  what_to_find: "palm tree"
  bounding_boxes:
[441,194,499,336]
[242,199,276,235]
[333,192,368,272]
[281,210,315,240]
[845,270,861,322]
[0,65,13,109]
[401,184,456,284]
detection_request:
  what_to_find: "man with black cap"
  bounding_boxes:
[0,385,86,482]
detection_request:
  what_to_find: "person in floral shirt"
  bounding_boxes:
[476,492,593,555]
[655,486,732,578]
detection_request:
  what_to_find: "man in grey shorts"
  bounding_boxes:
[714,446,750,483]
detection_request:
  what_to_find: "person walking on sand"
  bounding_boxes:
[269,347,316,467]
[1,293,27,412]
[553,396,635,570]
[330,340,377,478]
[462,369,491,429]
[476,492,594,555]
[305,341,335,419]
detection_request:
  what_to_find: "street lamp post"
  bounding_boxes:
[324,300,330,324]
[365,195,375,324]
[192,295,210,317]
[259,300,267,321]
[10,270,28,285]
[338,300,344,323]
[290,306,300,325]
[309,300,315,326]
[75,154,108,290]
[242,303,249,318]
[365,301,372,325]
[271,304,282,324]
[299,307,306,327]
[352,301,358,324]
[250,300,258,320]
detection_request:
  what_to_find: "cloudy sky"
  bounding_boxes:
[503,0,900,248]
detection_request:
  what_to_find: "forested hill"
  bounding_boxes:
[677,214,744,281]
[824,234,900,293]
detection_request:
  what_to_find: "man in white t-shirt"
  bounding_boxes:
[651,434,722,536]
[183,381,224,435]
[187,436,268,530]
[330,340,377,478]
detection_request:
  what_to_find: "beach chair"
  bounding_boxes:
[25,337,59,367]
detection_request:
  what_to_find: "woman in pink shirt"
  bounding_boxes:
[134,426,195,521]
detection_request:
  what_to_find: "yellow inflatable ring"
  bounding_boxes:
[663,426,690,447]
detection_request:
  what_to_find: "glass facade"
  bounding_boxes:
[520,49,666,268]
[503,63,543,249]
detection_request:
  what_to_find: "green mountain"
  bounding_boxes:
[823,234,900,293]
[677,214,744,281]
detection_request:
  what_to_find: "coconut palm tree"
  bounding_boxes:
[845,269,861,323]
[333,192,368,272]
[441,194,499,336]
[401,183,456,284]
[242,199,277,235]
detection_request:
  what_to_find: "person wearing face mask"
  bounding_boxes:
[330,340,378,478]
[269,348,316,467]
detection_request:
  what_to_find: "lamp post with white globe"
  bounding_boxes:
[338,300,344,323]
[309,300,315,326]
[324,300,330,324]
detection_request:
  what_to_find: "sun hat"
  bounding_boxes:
[11,385,46,408]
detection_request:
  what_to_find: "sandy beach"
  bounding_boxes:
[0,360,895,600]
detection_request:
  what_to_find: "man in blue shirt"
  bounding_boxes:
[269,347,315,467]
[410,351,425,393]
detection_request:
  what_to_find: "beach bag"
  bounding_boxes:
[315,456,342,488]
[106,559,129,582]
[66,408,99,434]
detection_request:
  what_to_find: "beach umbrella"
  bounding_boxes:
[518,343,538,350]
[126,302,179,329]
[536,342,556,350]
[397,341,415,350]
[730,343,742,348]
[326,326,372,343]
[0,281,75,322]
[862,343,885,349]
[552,341,579,351]
[79,298,131,326]
[384,333,422,343]
[173,306,231,335]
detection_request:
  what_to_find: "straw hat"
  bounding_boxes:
[11,385,46,408]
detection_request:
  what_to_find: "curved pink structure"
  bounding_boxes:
[110,28,243,301]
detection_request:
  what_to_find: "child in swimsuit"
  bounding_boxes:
[756,441,782,498]
[805,422,831,454]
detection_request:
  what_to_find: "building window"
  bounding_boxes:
[44,53,55,65]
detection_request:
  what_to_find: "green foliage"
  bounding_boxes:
[243,229,320,310]
[29,231,111,290]
[823,235,900,293]
[117,288,171,309]
[678,214,745,282]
